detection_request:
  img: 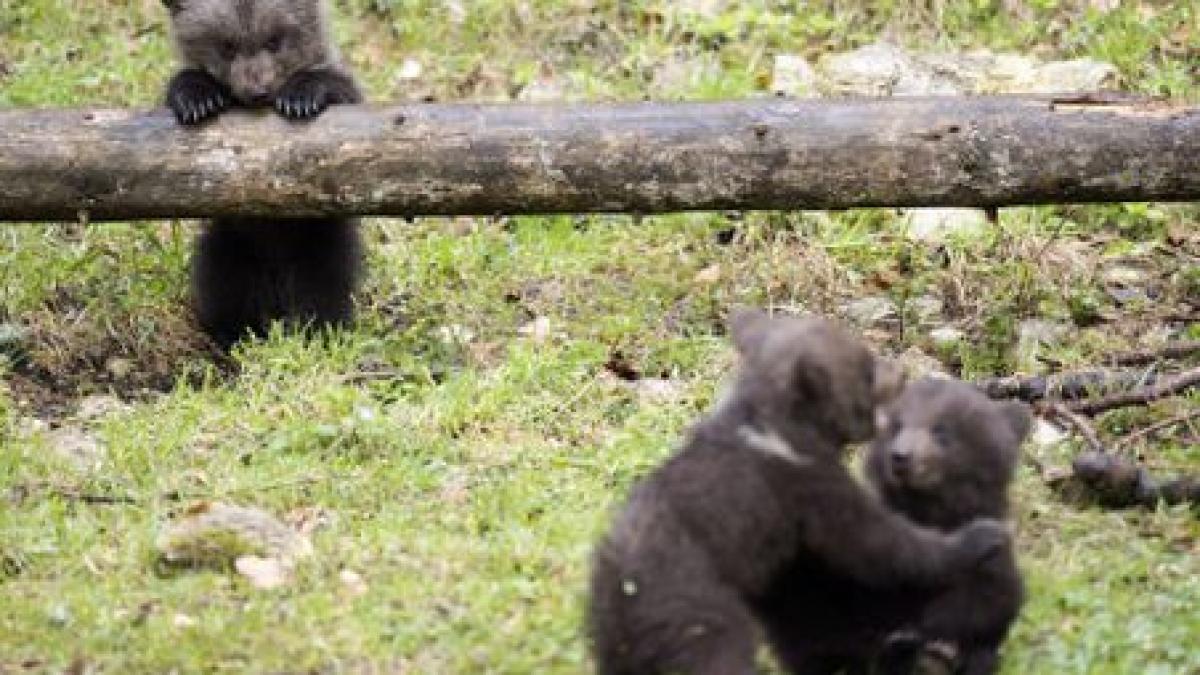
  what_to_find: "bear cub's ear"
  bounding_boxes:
[872,358,905,406]
[729,307,773,360]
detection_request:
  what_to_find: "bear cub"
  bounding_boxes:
[869,377,1030,675]
[758,376,1030,675]
[161,0,364,347]
[588,312,1011,675]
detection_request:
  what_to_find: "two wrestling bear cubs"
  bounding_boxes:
[590,311,1031,675]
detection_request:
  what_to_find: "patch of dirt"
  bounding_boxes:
[3,304,233,419]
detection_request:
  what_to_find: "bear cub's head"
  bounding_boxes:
[729,309,905,448]
[866,377,1031,528]
[163,0,333,105]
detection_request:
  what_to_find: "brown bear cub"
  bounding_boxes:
[588,312,1011,675]
[759,377,1030,675]
[161,0,363,347]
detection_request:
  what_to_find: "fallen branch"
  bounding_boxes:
[2,95,1200,221]
[1110,340,1200,367]
[1066,366,1200,416]
[1042,403,1106,453]
[1114,409,1200,451]
[1057,452,1200,509]
[975,368,1157,402]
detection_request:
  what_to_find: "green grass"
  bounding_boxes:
[2,0,1199,672]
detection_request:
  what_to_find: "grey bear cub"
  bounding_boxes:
[759,376,1029,675]
[588,312,1012,675]
[162,0,363,347]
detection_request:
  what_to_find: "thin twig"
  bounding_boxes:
[15,481,138,505]
[1066,366,1200,416]
[337,369,403,384]
[1114,409,1200,451]
[160,475,324,502]
[1043,403,1106,453]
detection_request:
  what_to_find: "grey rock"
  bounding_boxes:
[929,326,965,349]
[840,296,898,328]
[46,426,105,472]
[909,295,945,325]
[901,208,989,243]
[771,54,819,97]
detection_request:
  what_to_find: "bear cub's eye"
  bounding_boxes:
[265,33,284,52]
[931,422,952,444]
[219,40,238,60]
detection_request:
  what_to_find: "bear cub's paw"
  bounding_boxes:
[275,71,356,120]
[948,518,1010,567]
[167,70,231,125]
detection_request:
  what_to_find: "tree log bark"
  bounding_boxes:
[1,95,1198,221]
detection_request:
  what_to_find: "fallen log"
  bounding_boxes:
[1,95,1198,221]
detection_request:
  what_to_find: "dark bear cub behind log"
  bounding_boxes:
[587,311,1011,675]
[162,0,363,347]
[759,377,1030,675]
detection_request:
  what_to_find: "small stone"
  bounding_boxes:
[693,264,722,285]
[840,296,898,329]
[819,43,913,96]
[518,74,567,102]
[909,295,944,325]
[897,347,946,379]
[442,0,466,23]
[771,54,818,97]
[1030,59,1118,94]
[76,395,128,421]
[172,613,197,629]
[1101,266,1149,286]
[1017,319,1070,346]
[47,604,71,627]
[651,53,722,94]
[0,323,28,358]
[929,326,965,349]
[1029,418,1068,450]
[901,208,989,243]
[977,53,1038,92]
[435,324,474,345]
[46,426,105,472]
[105,357,133,380]
[339,569,368,597]
[156,502,313,570]
[517,316,554,344]
[673,0,728,17]
[234,555,290,590]
[396,58,423,81]
[633,378,683,403]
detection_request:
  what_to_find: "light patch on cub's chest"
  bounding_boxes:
[738,425,813,466]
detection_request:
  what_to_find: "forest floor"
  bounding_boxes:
[1,1,1198,672]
